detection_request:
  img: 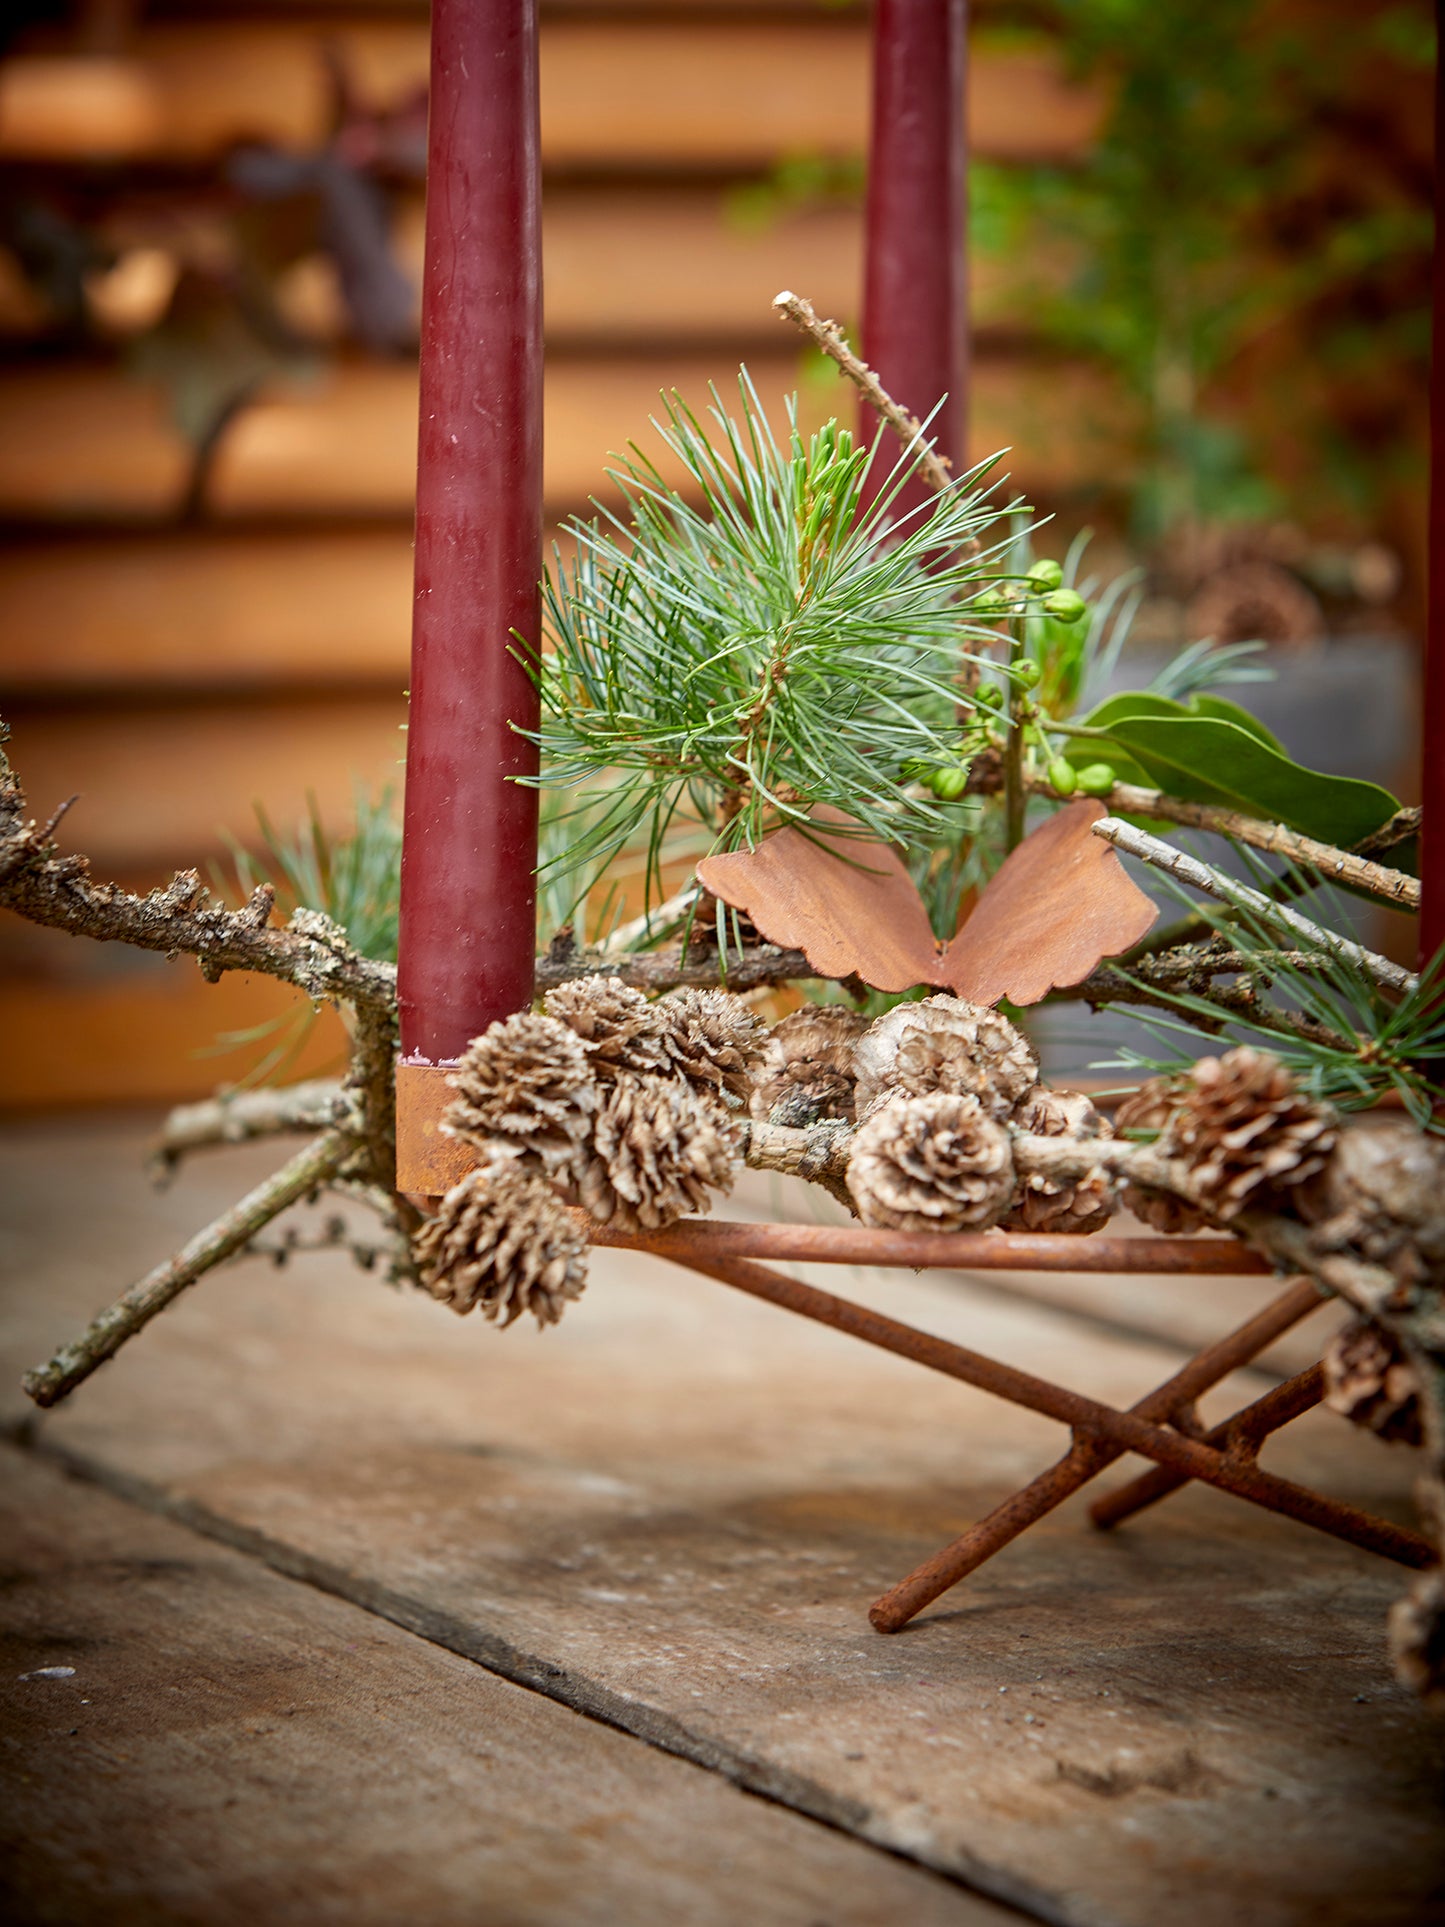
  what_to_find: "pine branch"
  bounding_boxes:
[1354,805,1421,859]
[1091,817,1416,995]
[23,1129,355,1408]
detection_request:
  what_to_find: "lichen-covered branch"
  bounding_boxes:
[23,1128,355,1408]
[151,1078,352,1178]
[1092,817,1416,995]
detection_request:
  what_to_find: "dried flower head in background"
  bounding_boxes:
[579,1072,739,1232]
[853,995,1038,1123]
[750,1004,868,1127]
[847,1092,1015,1232]
[415,1159,589,1328]
[444,1011,596,1175]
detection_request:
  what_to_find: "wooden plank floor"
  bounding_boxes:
[2,1118,1442,1927]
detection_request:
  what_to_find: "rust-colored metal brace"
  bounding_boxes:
[585,1217,1438,1633]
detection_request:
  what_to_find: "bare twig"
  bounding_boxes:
[1353,805,1422,860]
[535,939,816,994]
[600,883,701,955]
[151,1078,352,1179]
[23,1129,355,1408]
[773,290,956,498]
[1092,817,1417,996]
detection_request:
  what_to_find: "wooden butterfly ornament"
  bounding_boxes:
[696,799,1157,1005]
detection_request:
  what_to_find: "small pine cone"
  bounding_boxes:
[444,1013,596,1174]
[1113,1077,1207,1234]
[1002,1086,1116,1236]
[848,1092,1015,1233]
[659,987,767,1102]
[543,976,672,1078]
[414,1160,588,1329]
[1322,1318,1424,1448]
[853,995,1038,1123]
[750,1005,868,1127]
[1162,1047,1336,1221]
[578,1072,738,1232]
[1297,1114,1445,1290]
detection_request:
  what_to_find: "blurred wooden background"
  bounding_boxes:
[0,1,1425,1105]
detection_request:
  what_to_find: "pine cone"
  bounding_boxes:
[1113,1077,1208,1235]
[848,1092,1015,1233]
[853,995,1038,1123]
[578,1072,738,1232]
[1389,1564,1445,1709]
[444,1012,596,1175]
[1002,1086,1116,1236]
[1322,1318,1425,1448]
[414,1159,588,1329]
[543,976,672,1077]
[1297,1113,1445,1290]
[658,987,767,1102]
[1162,1048,1336,1221]
[750,1004,868,1127]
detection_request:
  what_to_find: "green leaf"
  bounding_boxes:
[1072,692,1399,847]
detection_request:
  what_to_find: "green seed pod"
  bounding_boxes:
[1012,658,1042,689]
[928,766,970,801]
[1076,762,1117,796]
[972,587,1009,617]
[1042,587,1088,624]
[1047,756,1078,797]
[974,683,1005,709]
[1027,558,1064,591]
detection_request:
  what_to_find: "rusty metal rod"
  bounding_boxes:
[867,1279,1331,1631]
[585,1218,1271,1276]
[1089,1365,1326,1532]
[638,1249,1435,1627]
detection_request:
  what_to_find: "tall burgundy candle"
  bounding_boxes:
[861,0,968,521]
[398,0,543,1062]
[1420,5,1445,976]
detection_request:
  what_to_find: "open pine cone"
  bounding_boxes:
[659,987,767,1101]
[750,1004,868,1127]
[1002,1086,1116,1236]
[1322,1318,1425,1448]
[444,1012,596,1175]
[1112,1077,1209,1234]
[414,1159,588,1329]
[1161,1048,1336,1221]
[578,1072,739,1232]
[543,976,672,1078]
[847,1092,1015,1233]
[1297,1112,1445,1290]
[853,995,1038,1123]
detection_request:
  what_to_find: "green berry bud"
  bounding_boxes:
[1012,658,1042,689]
[1047,756,1078,797]
[1027,558,1064,591]
[975,683,1004,709]
[972,587,1009,617]
[928,766,970,801]
[1076,762,1117,796]
[1042,587,1088,624]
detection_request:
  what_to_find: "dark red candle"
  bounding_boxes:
[860,0,968,521]
[398,0,543,1061]
[1420,10,1445,976]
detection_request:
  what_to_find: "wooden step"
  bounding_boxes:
[0,24,1101,168]
[0,352,1123,523]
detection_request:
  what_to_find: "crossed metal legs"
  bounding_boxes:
[586,1220,1438,1631]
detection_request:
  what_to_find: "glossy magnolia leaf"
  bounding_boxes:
[1074,692,1399,848]
[697,815,940,993]
[698,802,1155,1003]
[937,799,1157,1004]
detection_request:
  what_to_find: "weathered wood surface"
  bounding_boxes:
[3,1122,1440,1927]
[0,1446,1005,1927]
